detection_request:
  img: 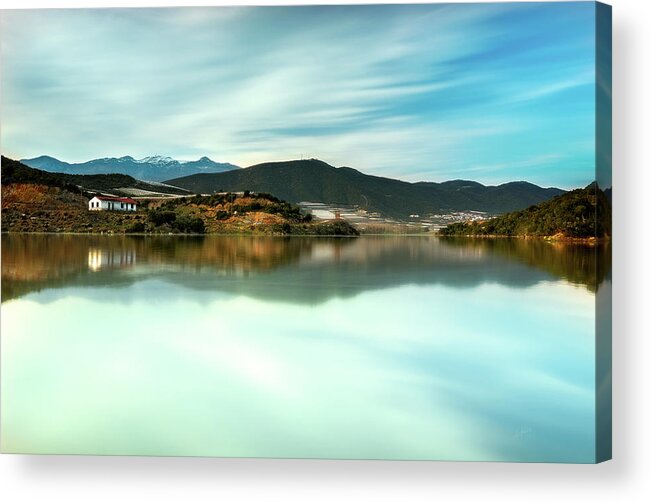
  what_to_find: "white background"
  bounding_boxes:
[1,0,649,501]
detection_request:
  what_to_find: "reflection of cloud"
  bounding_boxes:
[1,280,596,461]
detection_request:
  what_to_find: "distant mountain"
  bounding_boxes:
[439,183,612,239]
[1,156,191,196]
[20,155,240,182]
[165,159,565,219]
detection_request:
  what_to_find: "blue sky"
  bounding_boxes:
[1,3,600,188]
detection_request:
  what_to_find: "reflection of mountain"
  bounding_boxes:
[0,235,318,302]
[1,235,609,304]
[440,237,610,291]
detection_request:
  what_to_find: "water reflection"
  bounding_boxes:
[1,234,610,304]
[440,237,610,292]
[0,234,603,462]
[88,246,136,271]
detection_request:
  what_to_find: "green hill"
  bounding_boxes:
[165,159,565,219]
[439,183,612,239]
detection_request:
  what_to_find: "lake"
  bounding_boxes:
[0,234,610,462]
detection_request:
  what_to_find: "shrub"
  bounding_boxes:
[127,221,146,233]
[272,222,292,234]
[173,215,205,234]
[149,209,176,226]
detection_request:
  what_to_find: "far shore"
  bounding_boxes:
[0,230,363,238]
[437,234,610,244]
[1,230,610,243]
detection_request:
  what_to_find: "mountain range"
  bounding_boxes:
[20,155,239,182]
[1,156,191,196]
[166,159,566,219]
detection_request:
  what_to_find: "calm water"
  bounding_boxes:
[0,234,610,462]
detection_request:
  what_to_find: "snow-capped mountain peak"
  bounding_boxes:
[137,155,177,165]
[20,154,241,182]
[179,156,215,165]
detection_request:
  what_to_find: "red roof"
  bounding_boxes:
[94,196,137,204]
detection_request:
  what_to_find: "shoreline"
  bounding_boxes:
[1,230,610,242]
[0,230,359,238]
[437,234,610,244]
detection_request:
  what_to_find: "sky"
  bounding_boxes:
[1,3,602,188]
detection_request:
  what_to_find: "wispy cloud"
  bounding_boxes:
[1,3,596,187]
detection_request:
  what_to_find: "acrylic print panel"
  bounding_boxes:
[0,2,612,463]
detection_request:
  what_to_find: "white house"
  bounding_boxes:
[88,196,138,212]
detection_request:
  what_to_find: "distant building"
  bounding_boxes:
[88,196,138,212]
